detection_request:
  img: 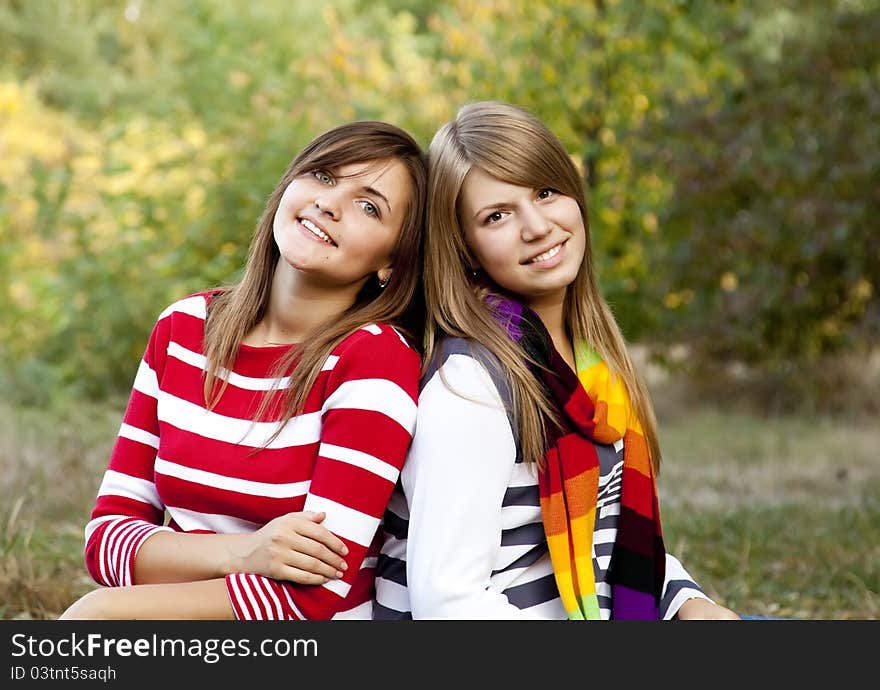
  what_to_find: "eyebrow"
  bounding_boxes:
[363,185,392,214]
[473,202,510,220]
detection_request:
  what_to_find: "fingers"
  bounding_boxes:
[276,566,334,586]
[284,551,346,580]
[289,534,348,574]
[289,515,349,557]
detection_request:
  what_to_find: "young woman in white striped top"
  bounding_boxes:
[375,102,739,620]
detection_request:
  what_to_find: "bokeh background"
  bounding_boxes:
[1,0,877,619]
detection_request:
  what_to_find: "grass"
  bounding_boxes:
[0,397,124,619]
[1,390,878,619]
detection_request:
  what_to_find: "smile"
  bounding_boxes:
[298,218,336,246]
[526,241,565,265]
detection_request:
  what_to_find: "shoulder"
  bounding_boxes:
[334,323,417,357]
[155,290,218,325]
[423,336,511,404]
[329,323,421,382]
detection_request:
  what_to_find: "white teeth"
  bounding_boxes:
[529,243,562,263]
[300,218,334,245]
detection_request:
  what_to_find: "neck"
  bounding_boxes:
[526,291,574,370]
[246,260,363,346]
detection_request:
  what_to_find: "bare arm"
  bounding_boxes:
[59,579,234,620]
[133,511,349,585]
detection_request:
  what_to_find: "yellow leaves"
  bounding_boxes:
[472,3,497,25]
[852,278,873,301]
[642,212,658,233]
[633,93,650,112]
[820,318,840,337]
[664,289,693,309]
[599,207,620,226]
[9,198,38,233]
[599,127,616,146]
[0,82,23,115]
[73,154,101,180]
[227,70,251,90]
[720,272,739,291]
[9,281,34,309]
[448,27,468,52]
[183,125,207,149]
[185,186,205,217]
[664,292,683,309]
[366,53,392,91]
[0,82,77,175]
[121,205,143,229]
[331,52,348,72]
[322,6,339,28]
[72,292,88,310]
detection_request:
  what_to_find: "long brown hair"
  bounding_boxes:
[425,101,661,471]
[203,121,427,433]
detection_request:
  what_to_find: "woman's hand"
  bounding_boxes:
[676,597,741,620]
[231,511,349,585]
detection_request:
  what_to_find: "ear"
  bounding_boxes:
[377,268,393,287]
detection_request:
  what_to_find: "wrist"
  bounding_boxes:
[220,533,250,577]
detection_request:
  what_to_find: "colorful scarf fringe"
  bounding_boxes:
[488,296,665,620]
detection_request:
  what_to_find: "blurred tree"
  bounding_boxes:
[393,0,740,339]
[1,0,876,407]
[646,0,879,382]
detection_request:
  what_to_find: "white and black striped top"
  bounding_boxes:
[374,338,710,619]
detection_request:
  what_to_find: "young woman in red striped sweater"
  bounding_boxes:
[60,121,427,620]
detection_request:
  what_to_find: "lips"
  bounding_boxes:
[298,217,336,246]
[524,240,565,264]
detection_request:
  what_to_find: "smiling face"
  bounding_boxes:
[459,166,586,308]
[272,158,412,289]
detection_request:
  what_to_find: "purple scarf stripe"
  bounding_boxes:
[611,585,659,620]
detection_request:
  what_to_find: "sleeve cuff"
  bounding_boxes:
[225,573,303,621]
[663,587,715,620]
[100,519,172,587]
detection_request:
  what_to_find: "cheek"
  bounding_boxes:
[468,232,506,268]
[273,188,295,226]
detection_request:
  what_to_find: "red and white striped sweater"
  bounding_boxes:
[84,291,420,620]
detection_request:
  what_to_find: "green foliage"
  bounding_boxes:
[645,0,879,374]
[0,0,877,403]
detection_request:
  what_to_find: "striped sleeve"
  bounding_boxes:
[225,325,420,620]
[660,553,714,619]
[82,300,197,587]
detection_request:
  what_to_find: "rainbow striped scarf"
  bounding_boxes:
[488,296,665,620]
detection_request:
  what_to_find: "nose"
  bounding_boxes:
[315,191,340,220]
[520,203,552,242]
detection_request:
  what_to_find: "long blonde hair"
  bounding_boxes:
[425,101,661,471]
[203,121,427,434]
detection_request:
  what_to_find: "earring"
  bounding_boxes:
[378,274,389,289]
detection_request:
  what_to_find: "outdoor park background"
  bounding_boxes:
[1,0,877,619]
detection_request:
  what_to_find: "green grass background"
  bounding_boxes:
[2,388,878,620]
